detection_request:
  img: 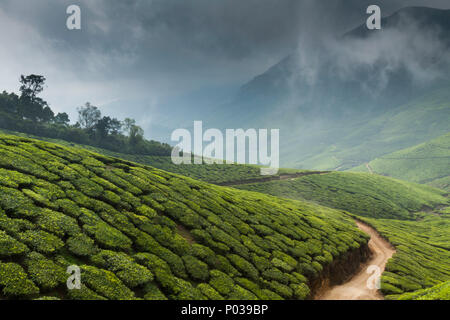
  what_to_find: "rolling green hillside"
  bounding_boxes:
[0,133,369,300]
[0,129,305,185]
[290,87,450,170]
[235,172,448,220]
[236,173,450,298]
[351,133,450,191]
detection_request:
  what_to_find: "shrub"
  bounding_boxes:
[0,262,39,297]
[17,229,64,254]
[133,252,172,274]
[264,280,293,299]
[55,198,82,218]
[35,296,61,300]
[171,278,205,300]
[80,265,136,300]
[291,283,310,300]
[136,205,157,218]
[143,283,167,300]
[152,246,187,279]
[0,186,37,217]
[80,209,132,251]
[22,188,56,209]
[36,208,80,237]
[0,230,28,257]
[254,289,283,300]
[0,215,33,237]
[197,283,224,300]
[67,234,99,257]
[0,168,33,188]
[67,284,107,300]
[182,255,209,282]
[91,250,153,288]
[234,277,260,295]
[209,270,235,295]
[228,285,258,300]
[227,254,259,281]
[24,252,66,290]
[72,177,104,198]
[262,268,290,285]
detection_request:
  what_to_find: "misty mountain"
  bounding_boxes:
[209,7,450,169]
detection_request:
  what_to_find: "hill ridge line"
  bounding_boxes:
[214,171,330,186]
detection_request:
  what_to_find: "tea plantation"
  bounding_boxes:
[388,281,450,300]
[351,132,450,191]
[0,129,304,184]
[0,133,369,300]
[235,172,448,220]
[236,174,450,299]
[357,213,450,298]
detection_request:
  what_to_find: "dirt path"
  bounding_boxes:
[365,163,374,174]
[316,221,396,300]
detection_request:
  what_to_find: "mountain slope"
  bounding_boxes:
[351,132,450,191]
[235,172,448,219]
[0,133,369,300]
[0,128,308,185]
[292,88,450,170]
[206,7,450,170]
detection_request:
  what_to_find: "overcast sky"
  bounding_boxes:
[0,0,449,139]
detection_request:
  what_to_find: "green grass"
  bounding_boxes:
[0,133,369,300]
[351,132,450,191]
[235,172,448,219]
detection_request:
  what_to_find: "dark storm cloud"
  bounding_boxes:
[4,0,449,76]
[0,0,449,138]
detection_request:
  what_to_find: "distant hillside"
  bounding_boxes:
[293,88,450,170]
[205,7,450,170]
[351,133,450,191]
[0,133,369,300]
[235,172,448,220]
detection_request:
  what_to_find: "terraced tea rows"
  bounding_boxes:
[235,174,450,299]
[351,132,450,191]
[235,172,448,220]
[0,134,369,300]
[0,129,305,185]
[358,213,450,298]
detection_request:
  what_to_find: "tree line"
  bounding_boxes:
[0,75,171,156]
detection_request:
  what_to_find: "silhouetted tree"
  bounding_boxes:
[54,112,70,126]
[122,118,136,136]
[19,75,46,103]
[129,124,144,147]
[77,102,101,130]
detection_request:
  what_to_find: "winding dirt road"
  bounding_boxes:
[316,221,396,300]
